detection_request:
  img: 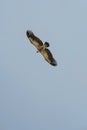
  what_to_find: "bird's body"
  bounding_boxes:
[26,30,57,66]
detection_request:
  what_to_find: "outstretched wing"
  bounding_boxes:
[26,30,43,49]
[41,48,57,66]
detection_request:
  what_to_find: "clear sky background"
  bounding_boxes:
[0,0,87,130]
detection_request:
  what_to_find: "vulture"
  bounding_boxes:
[26,30,57,66]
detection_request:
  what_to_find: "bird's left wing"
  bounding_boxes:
[41,48,57,66]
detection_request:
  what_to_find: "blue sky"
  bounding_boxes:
[0,0,87,130]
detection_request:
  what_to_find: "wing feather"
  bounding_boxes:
[26,30,43,49]
[41,49,57,66]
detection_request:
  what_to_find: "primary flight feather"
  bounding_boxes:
[26,30,57,66]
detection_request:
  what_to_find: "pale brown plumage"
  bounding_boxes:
[26,30,57,66]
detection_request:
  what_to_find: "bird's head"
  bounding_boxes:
[44,42,50,48]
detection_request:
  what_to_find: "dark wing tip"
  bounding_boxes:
[50,59,57,66]
[26,30,34,37]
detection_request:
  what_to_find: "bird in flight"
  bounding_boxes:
[26,30,57,66]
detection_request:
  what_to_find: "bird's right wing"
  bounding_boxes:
[26,30,43,50]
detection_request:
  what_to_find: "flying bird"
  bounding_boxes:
[26,30,57,66]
